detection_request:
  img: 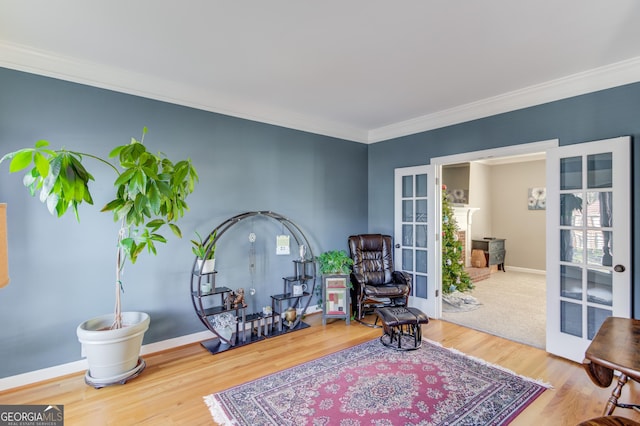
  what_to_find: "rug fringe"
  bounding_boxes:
[425,338,554,389]
[203,394,234,426]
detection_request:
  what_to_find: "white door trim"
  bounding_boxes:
[430,139,559,166]
[429,139,559,322]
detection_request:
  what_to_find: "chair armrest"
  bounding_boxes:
[392,270,411,284]
[392,271,412,293]
[350,272,366,289]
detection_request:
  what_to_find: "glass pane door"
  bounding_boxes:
[547,137,630,362]
[394,165,438,317]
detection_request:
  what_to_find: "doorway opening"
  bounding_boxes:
[431,141,554,349]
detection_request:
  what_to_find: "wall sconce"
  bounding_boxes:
[0,204,8,288]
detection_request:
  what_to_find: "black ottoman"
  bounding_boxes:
[375,306,429,351]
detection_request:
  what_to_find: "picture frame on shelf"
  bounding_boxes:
[322,274,350,325]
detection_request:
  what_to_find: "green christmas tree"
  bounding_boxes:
[442,185,473,294]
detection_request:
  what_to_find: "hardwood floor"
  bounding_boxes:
[1,314,639,425]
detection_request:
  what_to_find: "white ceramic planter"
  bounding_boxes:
[196,258,216,274]
[76,311,150,380]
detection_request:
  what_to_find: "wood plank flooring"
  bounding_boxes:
[1,314,639,425]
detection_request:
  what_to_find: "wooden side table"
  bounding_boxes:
[583,317,640,415]
[322,274,351,325]
[471,238,506,271]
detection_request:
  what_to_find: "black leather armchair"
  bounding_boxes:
[348,234,412,326]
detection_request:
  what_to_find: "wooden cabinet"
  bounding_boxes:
[321,274,350,325]
[472,238,506,271]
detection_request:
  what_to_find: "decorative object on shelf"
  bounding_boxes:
[299,244,307,261]
[1,127,198,387]
[283,307,297,325]
[322,274,350,325]
[209,312,236,342]
[528,187,546,210]
[200,281,213,294]
[224,288,247,309]
[248,231,256,301]
[292,283,307,296]
[192,230,217,274]
[276,234,290,255]
[442,185,473,294]
[190,211,317,355]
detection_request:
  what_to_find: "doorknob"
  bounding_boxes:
[395,244,400,248]
[614,264,626,273]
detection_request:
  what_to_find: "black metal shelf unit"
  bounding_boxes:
[190,211,316,355]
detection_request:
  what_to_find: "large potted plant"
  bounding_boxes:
[0,127,198,385]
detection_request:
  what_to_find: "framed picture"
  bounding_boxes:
[322,274,350,325]
[528,187,546,210]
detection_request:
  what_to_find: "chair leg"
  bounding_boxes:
[355,297,383,328]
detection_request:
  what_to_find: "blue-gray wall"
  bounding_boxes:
[0,68,368,377]
[368,82,640,316]
[1,66,639,379]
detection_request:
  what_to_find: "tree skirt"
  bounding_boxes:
[203,338,548,425]
[442,291,482,313]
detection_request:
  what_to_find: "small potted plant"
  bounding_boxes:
[0,127,198,385]
[316,249,354,321]
[316,249,354,276]
[191,230,217,275]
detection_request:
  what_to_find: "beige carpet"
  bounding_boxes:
[442,270,546,349]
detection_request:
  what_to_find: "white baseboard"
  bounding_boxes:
[505,266,546,275]
[0,306,323,392]
[0,330,213,392]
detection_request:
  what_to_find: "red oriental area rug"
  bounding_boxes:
[203,338,548,425]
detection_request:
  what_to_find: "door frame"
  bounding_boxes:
[429,139,559,319]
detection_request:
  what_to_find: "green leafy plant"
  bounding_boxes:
[191,230,216,260]
[316,250,353,275]
[441,184,473,294]
[0,127,199,328]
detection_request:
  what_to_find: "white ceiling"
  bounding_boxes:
[1,1,640,143]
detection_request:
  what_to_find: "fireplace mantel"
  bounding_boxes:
[452,206,480,267]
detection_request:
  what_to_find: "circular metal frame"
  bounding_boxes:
[190,211,316,344]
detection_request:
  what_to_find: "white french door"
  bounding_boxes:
[394,165,440,318]
[546,136,631,362]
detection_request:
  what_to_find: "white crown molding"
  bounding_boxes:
[0,41,369,143]
[1,41,639,145]
[367,56,640,143]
